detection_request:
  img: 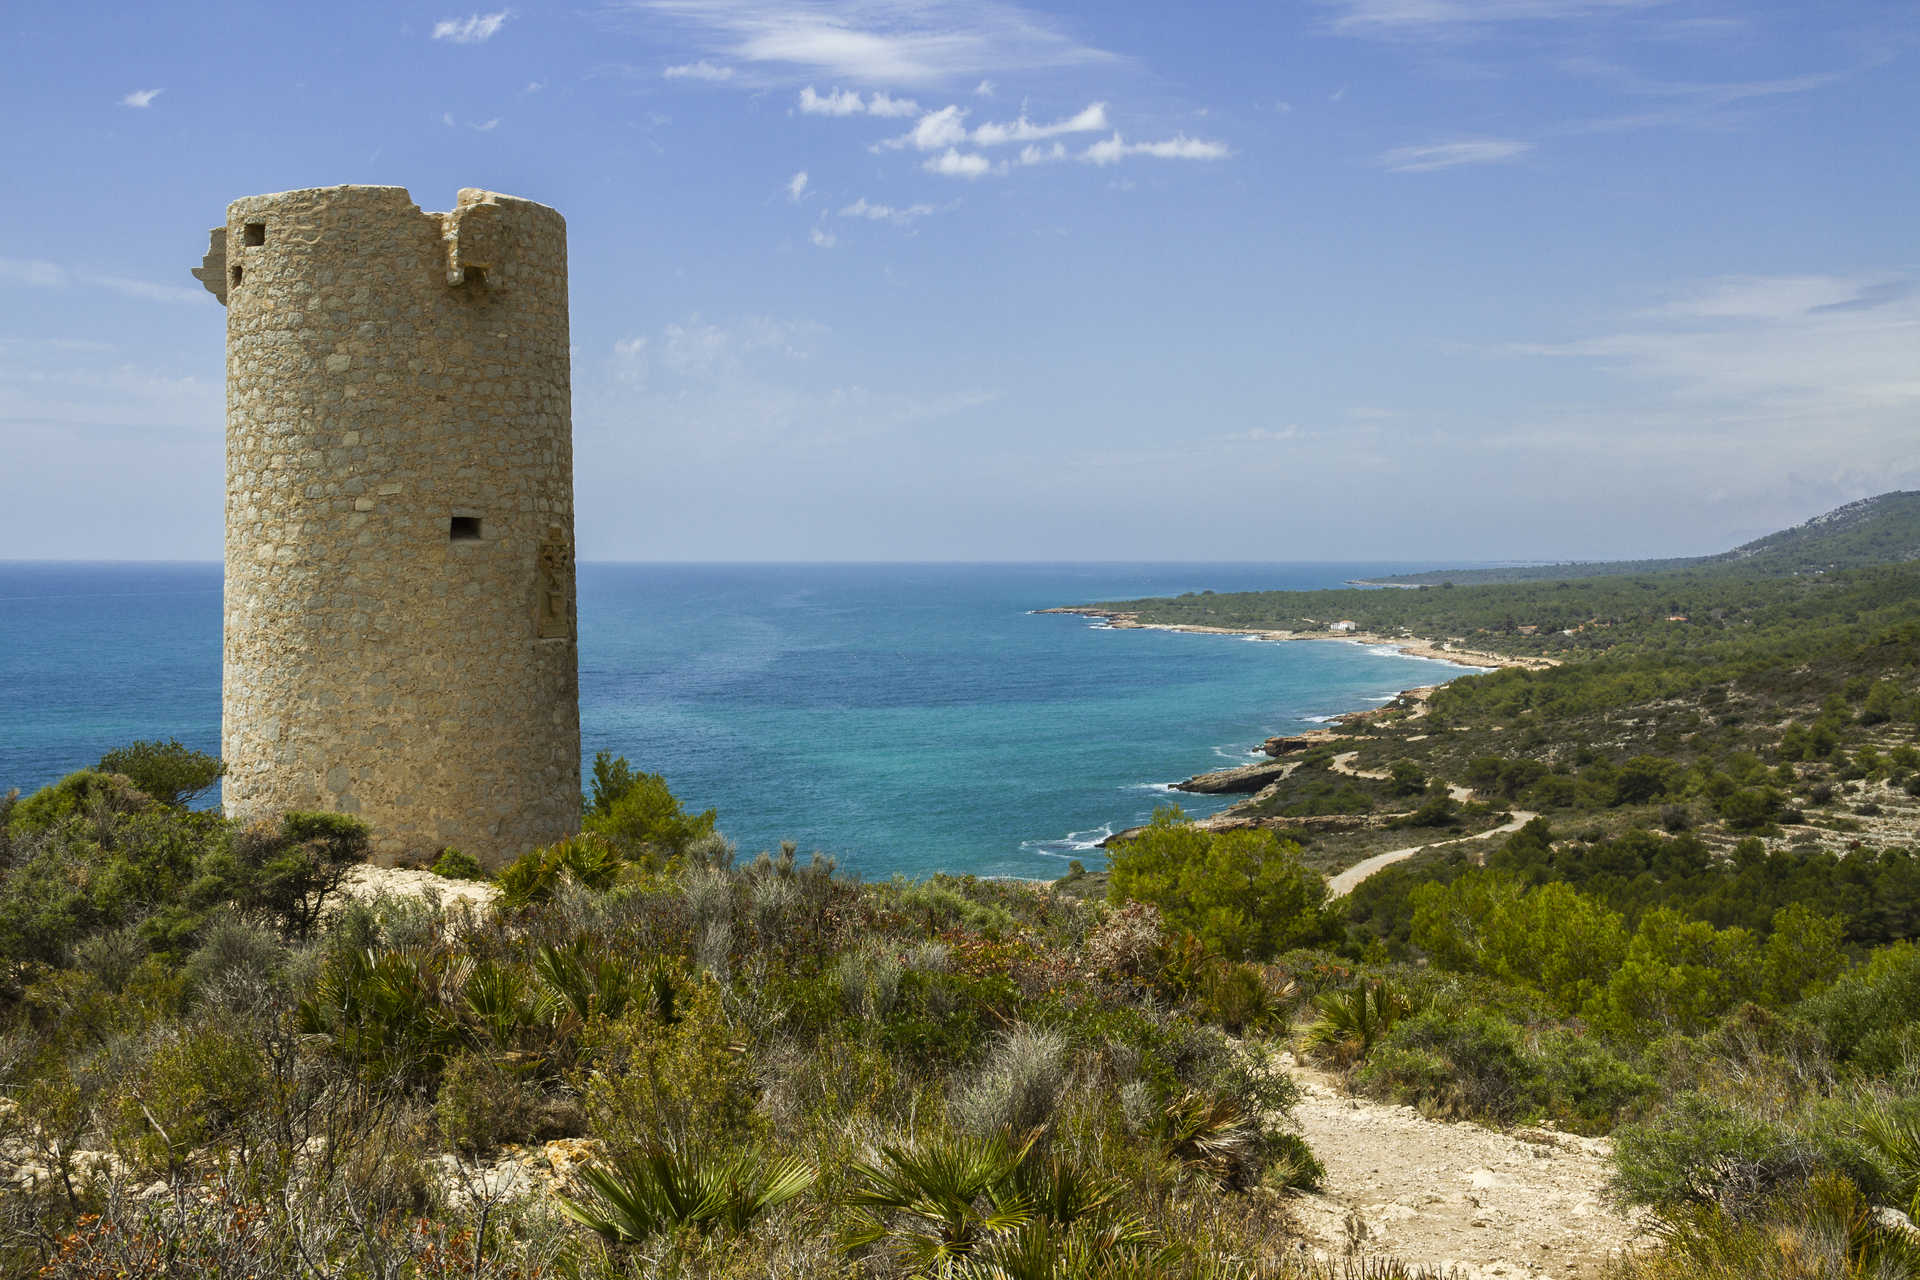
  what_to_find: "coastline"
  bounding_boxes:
[1033,605,1558,855]
[1033,606,1558,673]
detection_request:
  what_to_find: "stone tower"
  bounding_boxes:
[193,185,580,868]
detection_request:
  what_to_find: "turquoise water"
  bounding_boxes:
[0,562,1481,879]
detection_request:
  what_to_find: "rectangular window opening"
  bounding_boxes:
[465,267,488,288]
[243,222,267,246]
[449,515,482,541]
[230,265,243,285]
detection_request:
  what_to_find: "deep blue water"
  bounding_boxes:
[0,562,1481,879]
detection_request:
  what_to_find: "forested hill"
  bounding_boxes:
[1357,490,1920,586]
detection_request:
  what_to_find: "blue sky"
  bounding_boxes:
[2,0,1916,561]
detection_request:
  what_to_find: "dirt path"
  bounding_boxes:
[1325,810,1535,897]
[1284,1060,1644,1278]
[1319,754,1532,896]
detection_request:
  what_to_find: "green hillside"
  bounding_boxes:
[1359,490,1920,586]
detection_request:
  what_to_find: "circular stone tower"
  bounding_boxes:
[192,185,580,868]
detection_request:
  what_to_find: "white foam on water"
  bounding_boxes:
[1122,781,1177,794]
[1018,823,1116,857]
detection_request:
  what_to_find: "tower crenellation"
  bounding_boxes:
[195,185,581,868]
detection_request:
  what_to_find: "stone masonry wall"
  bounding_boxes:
[197,185,579,867]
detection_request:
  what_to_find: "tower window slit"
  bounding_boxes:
[450,516,482,540]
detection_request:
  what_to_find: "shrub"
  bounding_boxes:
[1304,980,1407,1068]
[583,752,716,863]
[430,847,484,880]
[1265,1130,1324,1191]
[1106,807,1334,960]
[1612,1091,1816,1215]
[1800,942,1920,1074]
[558,1137,814,1245]
[435,1051,541,1153]
[200,810,370,939]
[96,740,225,809]
[1359,1007,1536,1124]
[1196,963,1292,1034]
[1531,1029,1658,1133]
[950,1025,1071,1139]
[1085,900,1166,983]
[495,833,622,908]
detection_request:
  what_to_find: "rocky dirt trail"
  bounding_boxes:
[1321,753,1536,897]
[1283,1058,1644,1278]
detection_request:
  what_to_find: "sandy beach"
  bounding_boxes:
[1035,606,1559,673]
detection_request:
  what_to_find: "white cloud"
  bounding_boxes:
[0,257,206,304]
[787,170,810,200]
[975,79,996,96]
[1225,425,1304,443]
[471,118,501,131]
[1497,273,1920,485]
[629,0,1118,86]
[665,59,736,80]
[0,259,69,288]
[798,85,921,116]
[1081,132,1231,165]
[1018,142,1066,165]
[840,197,938,224]
[432,11,510,43]
[611,336,650,385]
[880,101,1109,151]
[799,85,864,114]
[924,148,994,178]
[120,88,162,109]
[970,101,1108,145]
[810,227,837,248]
[525,80,545,92]
[1379,138,1531,171]
[656,315,820,378]
[866,90,921,117]
[1324,0,1664,38]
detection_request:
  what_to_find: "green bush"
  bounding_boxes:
[96,740,225,809]
[1106,806,1334,960]
[1360,1007,1536,1123]
[1612,1091,1816,1214]
[583,751,716,862]
[429,847,484,880]
[495,833,622,908]
[1800,942,1920,1075]
[196,811,370,939]
[435,1051,541,1153]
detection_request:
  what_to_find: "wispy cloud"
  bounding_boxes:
[1081,133,1230,165]
[1324,0,1665,39]
[1499,274,1920,485]
[665,59,735,80]
[923,148,994,178]
[627,0,1118,86]
[1379,138,1530,171]
[878,101,1110,151]
[798,85,919,116]
[810,226,837,248]
[0,257,208,305]
[974,79,996,96]
[787,170,810,201]
[120,88,162,109]
[840,197,938,224]
[433,11,510,44]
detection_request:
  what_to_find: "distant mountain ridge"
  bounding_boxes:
[1362,491,1920,586]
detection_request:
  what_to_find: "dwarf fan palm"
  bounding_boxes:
[556,1138,815,1245]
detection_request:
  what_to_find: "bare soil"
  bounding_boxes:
[1283,1058,1646,1279]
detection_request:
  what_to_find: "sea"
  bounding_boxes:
[0,561,1486,880]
